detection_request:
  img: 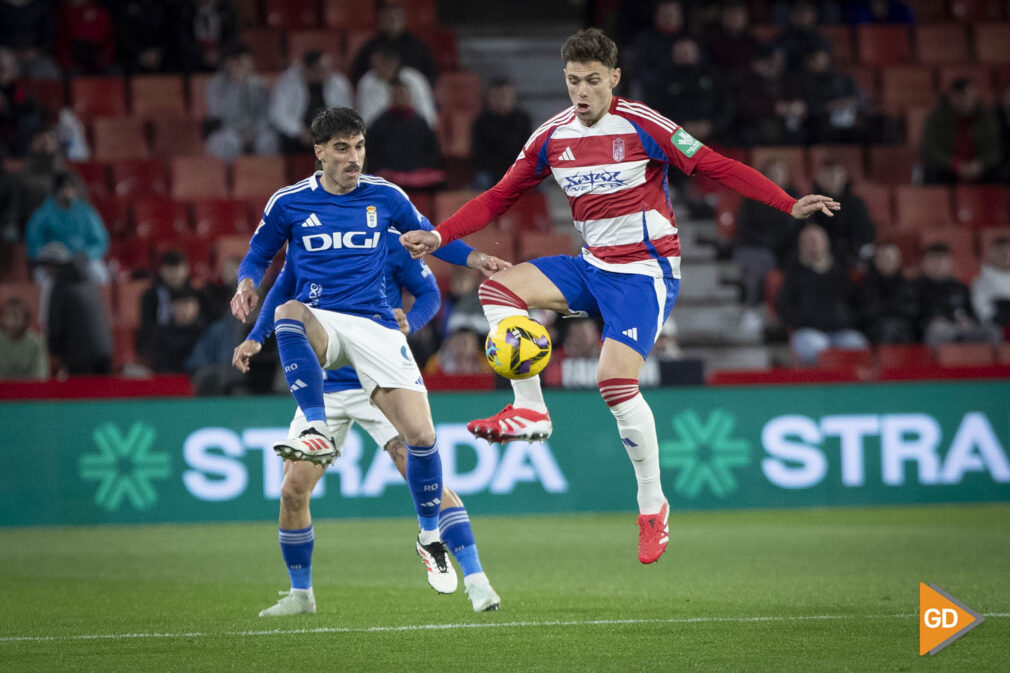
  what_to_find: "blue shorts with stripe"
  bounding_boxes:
[528,255,680,359]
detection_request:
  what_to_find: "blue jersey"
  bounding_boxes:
[238,173,432,329]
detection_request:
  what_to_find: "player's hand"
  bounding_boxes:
[791,194,840,219]
[393,308,410,335]
[467,250,513,278]
[400,230,441,259]
[231,278,258,323]
[232,339,262,373]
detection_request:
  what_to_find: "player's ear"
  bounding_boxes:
[313,143,324,163]
[610,67,621,88]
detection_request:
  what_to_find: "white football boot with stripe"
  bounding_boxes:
[272,421,339,466]
[467,405,552,443]
[415,536,459,594]
[258,588,316,617]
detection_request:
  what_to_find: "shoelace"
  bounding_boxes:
[423,541,450,572]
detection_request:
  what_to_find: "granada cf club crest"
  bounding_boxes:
[612,137,625,161]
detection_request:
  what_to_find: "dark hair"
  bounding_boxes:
[310,107,366,145]
[991,236,1010,247]
[54,172,74,191]
[225,42,251,60]
[925,242,951,256]
[488,76,513,89]
[302,50,322,68]
[561,28,618,69]
[160,249,187,267]
[949,77,973,94]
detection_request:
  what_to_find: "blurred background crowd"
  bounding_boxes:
[1,0,1009,394]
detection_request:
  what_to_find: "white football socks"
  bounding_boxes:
[610,393,666,514]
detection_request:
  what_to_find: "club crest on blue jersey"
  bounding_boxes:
[613,137,625,161]
[366,205,378,228]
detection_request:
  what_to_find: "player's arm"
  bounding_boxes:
[427,222,512,277]
[233,262,296,373]
[393,256,442,334]
[232,202,291,323]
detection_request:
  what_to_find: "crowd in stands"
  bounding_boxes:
[2,0,1010,389]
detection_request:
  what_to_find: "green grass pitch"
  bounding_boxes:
[1,504,1007,672]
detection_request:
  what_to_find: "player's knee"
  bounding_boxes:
[403,427,436,448]
[280,470,314,511]
[274,300,307,323]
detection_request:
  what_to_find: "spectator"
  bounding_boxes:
[137,249,197,356]
[200,254,240,320]
[366,78,442,178]
[995,82,1010,182]
[701,1,760,77]
[734,158,799,335]
[0,296,48,379]
[730,46,806,146]
[971,236,1010,338]
[797,48,867,143]
[54,0,117,75]
[356,45,436,129]
[176,0,237,73]
[808,158,875,268]
[25,172,109,285]
[185,311,247,394]
[146,288,206,373]
[777,224,868,365]
[627,0,685,100]
[0,48,49,158]
[775,1,831,71]
[39,242,112,375]
[113,0,176,74]
[269,51,352,154]
[205,43,278,161]
[349,0,437,86]
[424,328,490,376]
[11,127,81,234]
[858,241,917,343]
[441,266,488,336]
[0,0,61,79]
[845,0,915,24]
[922,78,1002,185]
[912,243,994,347]
[651,36,733,144]
[471,78,532,190]
[543,317,602,388]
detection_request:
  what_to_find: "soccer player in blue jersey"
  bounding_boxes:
[233,230,506,614]
[231,107,507,611]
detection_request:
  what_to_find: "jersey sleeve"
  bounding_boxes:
[393,254,441,333]
[693,150,797,214]
[238,194,293,288]
[386,184,431,234]
[247,261,296,343]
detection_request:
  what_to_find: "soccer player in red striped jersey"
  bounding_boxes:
[401,28,840,564]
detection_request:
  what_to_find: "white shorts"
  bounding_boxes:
[309,307,426,397]
[289,388,400,448]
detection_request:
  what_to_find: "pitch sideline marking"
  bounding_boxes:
[1,613,1008,644]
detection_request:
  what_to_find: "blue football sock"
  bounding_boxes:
[439,507,483,576]
[406,441,442,532]
[274,318,325,423]
[279,525,314,590]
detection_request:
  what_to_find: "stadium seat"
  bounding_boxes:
[111,159,170,199]
[232,156,287,200]
[111,324,139,369]
[187,73,214,120]
[950,0,1004,21]
[954,185,1010,227]
[764,269,784,318]
[750,146,808,190]
[191,199,253,238]
[107,240,152,277]
[152,239,214,281]
[820,24,853,64]
[91,117,149,161]
[815,348,873,374]
[130,75,187,119]
[714,189,743,241]
[0,282,42,326]
[71,161,112,199]
[461,226,516,261]
[233,0,259,28]
[437,110,475,159]
[914,23,970,63]
[170,157,228,200]
[517,231,576,261]
[428,28,459,71]
[345,31,376,70]
[840,65,878,99]
[878,344,936,370]
[22,78,66,112]
[497,190,552,233]
[132,198,191,241]
[936,343,994,366]
[0,242,30,283]
[286,154,318,183]
[287,29,343,65]
[806,144,865,183]
[994,65,1010,90]
[894,185,953,230]
[937,64,995,101]
[212,235,252,265]
[906,0,949,21]
[905,105,931,150]
[151,118,204,157]
[867,146,918,185]
[852,183,893,231]
[264,0,319,29]
[323,0,376,31]
[435,72,483,116]
[240,28,285,71]
[880,65,935,111]
[90,195,130,239]
[71,77,126,122]
[404,0,438,33]
[997,342,1010,365]
[114,278,149,329]
[434,189,481,223]
[919,226,976,262]
[856,25,911,65]
[406,190,434,218]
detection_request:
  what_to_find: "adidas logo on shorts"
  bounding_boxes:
[621,327,638,341]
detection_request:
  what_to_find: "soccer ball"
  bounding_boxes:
[484,316,552,380]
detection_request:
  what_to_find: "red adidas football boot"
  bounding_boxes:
[637,501,670,564]
[466,405,553,442]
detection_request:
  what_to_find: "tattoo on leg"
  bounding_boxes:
[384,436,407,468]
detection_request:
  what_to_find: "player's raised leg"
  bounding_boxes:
[468,262,570,442]
[271,300,339,465]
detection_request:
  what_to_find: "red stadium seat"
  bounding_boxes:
[90,195,130,240]
[816,348,874,374]
[517,231,576,261]
[954,185,1010,227]
[867,146,918,185]
[894,185,953,230]
[914,23,970,64]
[406,190,434,219]
[212,235,252,266]
[404,0,438,34]
[997,342,1010,365]
[232,156,287,200]
[111,159,170,199]
[878,344,936,370]
[806,144,865,183]
[435,72,483,116]
[880,65,935,111]
[975,23,1010,62]
[434,190,481,223]
[70,161,112,199]
[764,269,785,318]
[820,24,853,64]
[497,191,552,233]
[130,75,187,119]
[21,78,66,112]
[856,25,912,65]
[750,146,809,191]
[460,226,516,261]
[906,0,949,21]
[905,105,931,150]
[191,199,253,238]
[937,64,996,101]
[287,29,344,66]
[107,240,152,278]
[323,0,376,31]
[840,65,878,99]
[286,154,318,183]
[428,28,459,71]
[71,77,126,122]
[264,0,319,29]
[91,117,149,161]
[950,0,1003,21]
[240,28,285,71]
[437,110,475,159]
[936,343,994,366]
[0,242,31,283]
[114,278,149,329]
[170,157,228,200]
[852,183,893,232]
[132,198,191,241]
[187,73,214,120]
[151,118,204,157]
[920,227,978,282]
